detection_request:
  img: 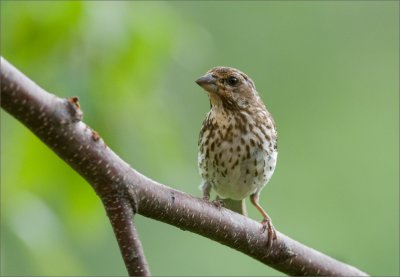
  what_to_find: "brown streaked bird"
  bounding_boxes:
[196,66,278,246]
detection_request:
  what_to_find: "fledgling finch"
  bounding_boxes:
[196,66,278,246]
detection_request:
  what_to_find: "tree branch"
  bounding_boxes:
[0,56,368,276]
[103,195,150,276]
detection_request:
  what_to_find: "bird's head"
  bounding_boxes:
[196,66,261,110]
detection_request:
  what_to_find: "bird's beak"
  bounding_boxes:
[195,73,218,93]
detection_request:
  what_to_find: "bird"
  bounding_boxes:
[196,66,278,246]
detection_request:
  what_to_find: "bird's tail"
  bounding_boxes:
[217,196,247,216]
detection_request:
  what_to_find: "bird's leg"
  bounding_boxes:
[201,181,212,201]
[201,182,224,208]
[250,193,277,247]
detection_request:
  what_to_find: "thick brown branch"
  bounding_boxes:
[0,57,368,276]
[0,57,150,277]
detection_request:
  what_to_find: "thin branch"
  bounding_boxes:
[103,195,150,276]
[0,57,368,276]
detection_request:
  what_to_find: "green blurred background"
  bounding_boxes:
[1,1,398,276]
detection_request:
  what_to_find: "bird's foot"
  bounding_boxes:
[202,195,224,209]
[261,218,277,248]
[211,199,225,209]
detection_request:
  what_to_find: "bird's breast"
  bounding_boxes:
[198,111,277,200]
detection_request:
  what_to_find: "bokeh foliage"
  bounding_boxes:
[1,1,399,276]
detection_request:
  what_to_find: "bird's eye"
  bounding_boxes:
[226,76,239,86]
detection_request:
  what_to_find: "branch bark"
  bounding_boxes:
[103,195,150,276]
[0,57,368,276]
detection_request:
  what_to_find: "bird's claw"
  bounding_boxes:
[202,196,224,209]
[261,218,277,248]
[211,199,225,209]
